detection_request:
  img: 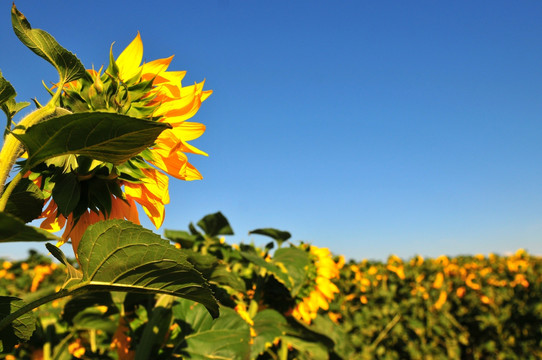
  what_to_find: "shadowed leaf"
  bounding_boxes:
[0,212,60,243]
[0,297,36,353]
[14,112,170,168]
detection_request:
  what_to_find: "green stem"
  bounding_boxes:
[0,288,70,333]
[278,339,288,360]
[370,313,401,350]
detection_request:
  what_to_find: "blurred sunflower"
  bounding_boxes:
[32,33,211,252]
[292,245,340,324]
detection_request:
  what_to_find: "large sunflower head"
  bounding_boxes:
[33,33,212,253]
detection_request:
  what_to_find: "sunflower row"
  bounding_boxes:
[331,249,542,359]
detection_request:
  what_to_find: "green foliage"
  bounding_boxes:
[4,178,44,223]
[0,297,36,353]
[11,5,86,85]
[75,220,219,318]
[14,112,171,169]
[0,212,60,243]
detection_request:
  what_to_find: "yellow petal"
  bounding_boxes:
[116,32,143,81]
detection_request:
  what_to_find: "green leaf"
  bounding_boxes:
[241,251,293,289]
[164,229,199,248]
[14,112,171,168]
[251,310,287,359]
[74,220,219,318]
[135,295,174,360]
[4,178,45,223]
[71,307,117,333]
[184,251,246,292]
[241,247,312,297]
[62,292,116,326]
[0,212,61,243]
[11,5,86,84]
[172,299,251,359]
[273,248,313,297]
[0,71,16,107]
[197,212,234,237]
[0,297,36,353]
[249,228,291,246]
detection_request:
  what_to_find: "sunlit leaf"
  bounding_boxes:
[75,220,218,317]
[172,299,250,359]
[251,309,287,359]
[0,71,16,108]
[249,228,291,245]
[11,5,86,84]
[197,212,234,237]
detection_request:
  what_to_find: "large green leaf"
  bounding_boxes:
[0,297,36,353]
[197,212,234,237]
[135,295,174,360]
[0,212,60,243]
[184,251,246,292]
[4,178,45,223]
[241,247,312,297]
[172,299,251,359]
[251,309,287,359]
[74,220,218,318]
[241,251,293,289]
[14,112,171,168]
[273,247,312,297]
[11,5,86,84]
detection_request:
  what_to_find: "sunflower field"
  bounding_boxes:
[1,4,542,360]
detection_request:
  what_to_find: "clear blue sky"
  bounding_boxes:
[2,0,542,261]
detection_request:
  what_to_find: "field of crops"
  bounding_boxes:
[1,212,541,359]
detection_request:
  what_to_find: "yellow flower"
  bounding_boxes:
[433,290,447,310]
[387,264,405,280]
[292,245,340,324]
[37,33,211,253]
[432,272,444,289]
[31,264,55,292]
[465,273,481,290]
[68,338,86,359]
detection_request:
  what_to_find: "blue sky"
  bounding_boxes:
[1,1,542,261]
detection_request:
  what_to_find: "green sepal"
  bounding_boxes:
[51,172,81,217]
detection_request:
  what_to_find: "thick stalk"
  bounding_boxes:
[0,105,71,210]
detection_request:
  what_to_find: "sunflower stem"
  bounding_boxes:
[0,87,69,209]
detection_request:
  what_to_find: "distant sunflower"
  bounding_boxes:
[292,245,340,324]
[35,33,211,252]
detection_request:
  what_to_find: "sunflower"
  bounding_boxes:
[34,33,211,253]
[292,245,340,324]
